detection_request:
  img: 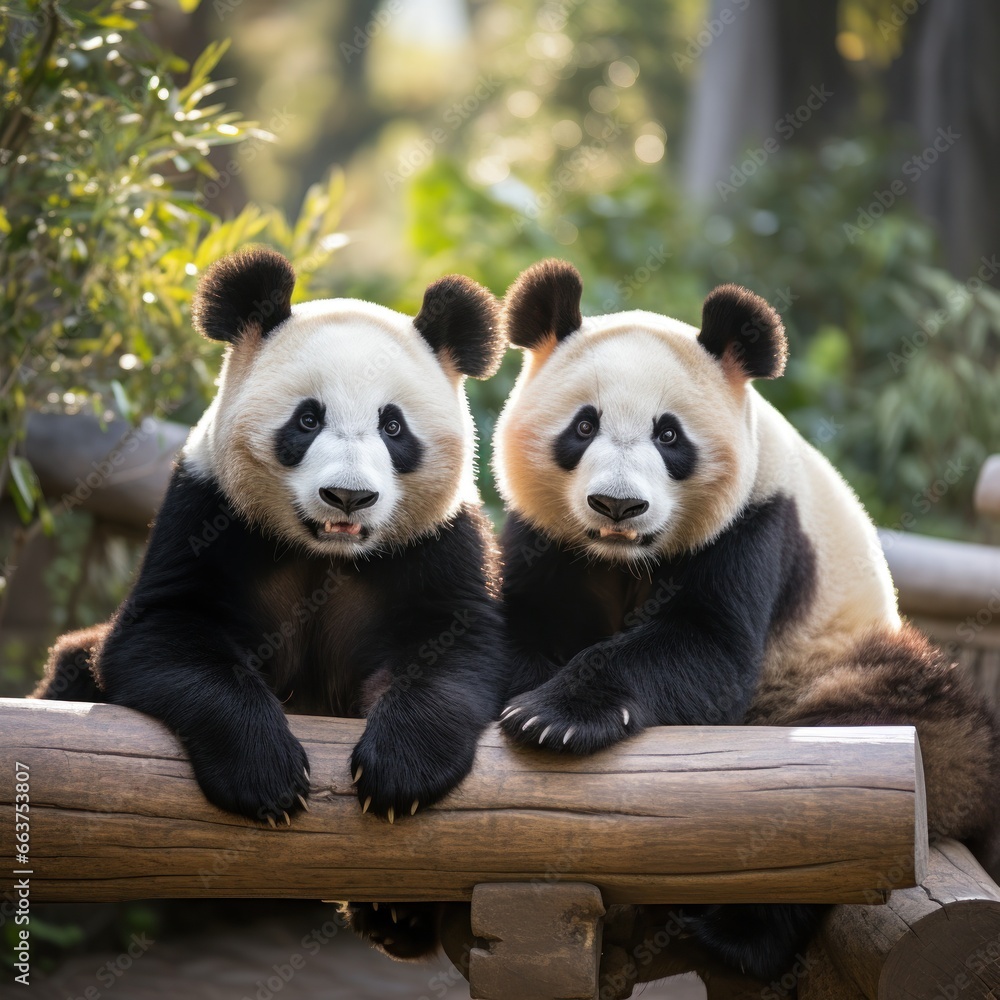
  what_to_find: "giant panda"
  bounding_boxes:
[35,246,509,957]
[491,258,1000,978]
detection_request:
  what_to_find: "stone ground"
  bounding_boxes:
[4,904,706,1000]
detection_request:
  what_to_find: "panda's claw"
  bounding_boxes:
[501,705,522,721]
[282,810,291,827]
[539,725,552,744]
[563,727,575,744]
[391,906,398,923]
[353,764,363,783]
[372,902,379,911]
[411,799,419,815]
[387,806,395,824]
[622,708,630,726]
[363,796,372,814]
[298,794,309,811]
[522,715,540,731]
[266,815,277,829]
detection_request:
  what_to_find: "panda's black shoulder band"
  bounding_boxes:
[414,275,504,379]
[698,284,787,380]
[192,246,296,343]
[503,259,583,349]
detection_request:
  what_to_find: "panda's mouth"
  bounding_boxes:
[302,516,371,542]
[587,527,656,546]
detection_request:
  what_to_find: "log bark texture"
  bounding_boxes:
[0,699,926,904]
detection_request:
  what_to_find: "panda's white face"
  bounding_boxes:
[494,314,758,564]
[185,299,474,557]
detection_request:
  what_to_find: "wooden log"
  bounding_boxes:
[800,840,1000,999]
[25,411,185,529]
[879,529,1000,619]
[975,455,1000,519]
[0,699,926,904]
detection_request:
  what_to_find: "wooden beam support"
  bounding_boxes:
[468,883,605,1000]
[0,698,925,904]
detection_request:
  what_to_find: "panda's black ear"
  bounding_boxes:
[413,275,504,379]
[698,284,787,380]
[191,246,296,343]
[502,259,583,349]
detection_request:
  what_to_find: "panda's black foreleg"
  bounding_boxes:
[344,609,505,958]
[500,618,760,753]
[98,605,311,826]
[349,660,500,821]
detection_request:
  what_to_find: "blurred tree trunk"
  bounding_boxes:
[908,0,1000,276]
[682,0,1000,278]
[682,0,855,201]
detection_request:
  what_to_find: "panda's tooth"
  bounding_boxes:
[539,725,552,743]
[522,716,540,731]
[622,709,630,726]
[563,727,576,744]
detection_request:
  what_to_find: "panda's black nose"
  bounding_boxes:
[319,487,379,514]
[587,494,649,522]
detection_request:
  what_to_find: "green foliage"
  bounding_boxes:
[0,0,346,531]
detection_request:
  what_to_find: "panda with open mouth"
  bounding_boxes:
[36,246,509,958]
[492,259,1000,979]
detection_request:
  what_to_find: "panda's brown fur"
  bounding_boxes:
[494,258,1000,977]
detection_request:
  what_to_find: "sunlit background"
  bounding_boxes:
[2,0,999,991]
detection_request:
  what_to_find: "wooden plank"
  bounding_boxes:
[0,699,925,904]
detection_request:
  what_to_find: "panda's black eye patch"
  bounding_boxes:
[276,398,325,467]
[379,403,423,473]
[652,413,697,480]
[554,404,600,471]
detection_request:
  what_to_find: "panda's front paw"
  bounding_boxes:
[342,901,441,960]
[187,718,311,827]
[350,710,478,821]
[499,681,637,754]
